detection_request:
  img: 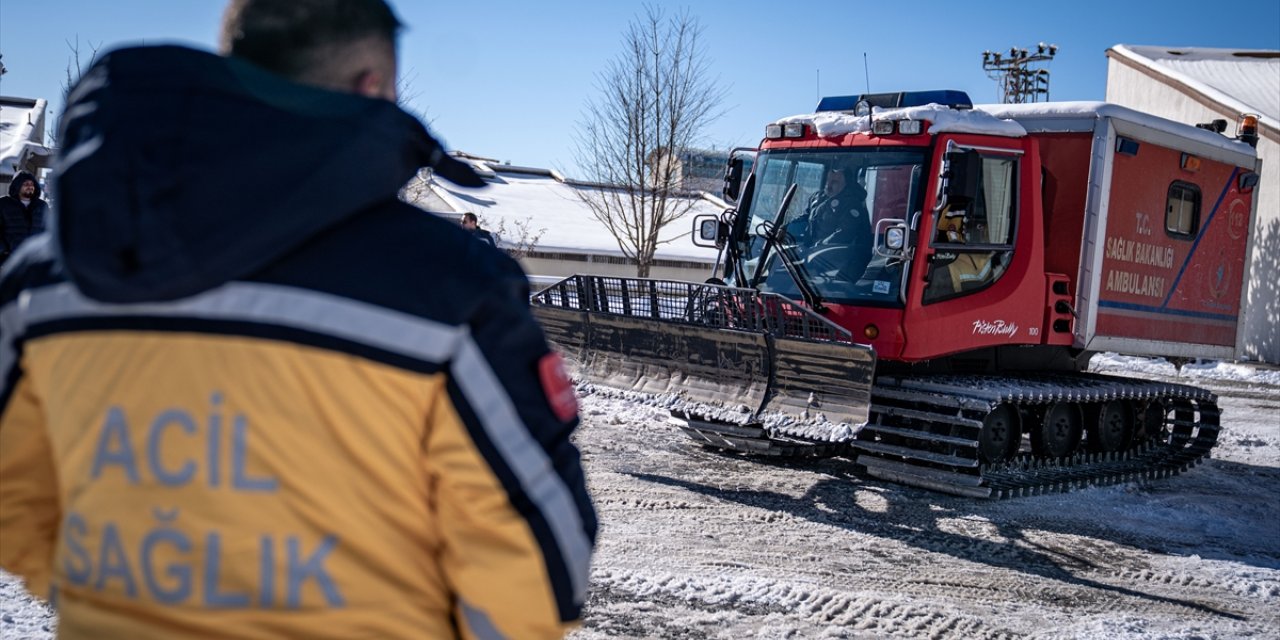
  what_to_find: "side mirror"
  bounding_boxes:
[944,149,981,207]
[721,147,758,204]
[723,158,745,204]
[692,213,728,248]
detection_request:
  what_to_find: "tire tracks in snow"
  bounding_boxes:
[573,389,1279,637]
[584,568,1021,640]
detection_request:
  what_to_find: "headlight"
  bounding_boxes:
[886,227,905,250]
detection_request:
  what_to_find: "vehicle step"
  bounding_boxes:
[871,385,993,411]
[858,422,979,448]
[852,440,980,469]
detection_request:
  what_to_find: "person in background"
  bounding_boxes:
[0,171,48,265]
[0,1,596,638]
[932,204,995,293]
[461,211,497,248]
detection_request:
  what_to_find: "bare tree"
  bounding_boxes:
[396,66,434,123]
[47,36,103,151]
[60,37,102,99]
[491,217,547,261]
[573,6,724,277]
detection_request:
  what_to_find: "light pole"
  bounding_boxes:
[982,43,1057,104]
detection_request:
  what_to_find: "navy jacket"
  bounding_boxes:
[473,227,498,248]
[0,171,47,261]
[0,45,595,640]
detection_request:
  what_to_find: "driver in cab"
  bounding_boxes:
[798,166,873,282]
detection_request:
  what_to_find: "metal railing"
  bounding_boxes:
[532,274,852,342]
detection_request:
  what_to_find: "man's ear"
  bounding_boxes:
[353,69,395,101]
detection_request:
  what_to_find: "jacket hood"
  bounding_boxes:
[54,45,482,303]
[8,171,41,200]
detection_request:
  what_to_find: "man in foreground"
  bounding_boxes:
[0,1,596,638]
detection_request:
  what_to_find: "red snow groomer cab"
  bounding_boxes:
[531,90,1263,498]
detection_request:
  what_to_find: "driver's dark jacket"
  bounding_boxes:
[800,189,872,278]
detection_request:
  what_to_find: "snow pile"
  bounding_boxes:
[763,416,859,443]
[578,383,757,425]
[776,104,1027,139]
[1090,352,1280,386]
[577,383,860,444]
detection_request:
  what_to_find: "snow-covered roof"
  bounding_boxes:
[977,101,1258,157]
[418,158,723,262]
[1107,45,1280,128]
[0,96,51,180]
[776,104,1027,139]
[772,100,1254,160]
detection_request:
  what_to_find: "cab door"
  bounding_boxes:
[900,134,1047,361]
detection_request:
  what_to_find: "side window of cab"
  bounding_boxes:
[924,154,1018,303]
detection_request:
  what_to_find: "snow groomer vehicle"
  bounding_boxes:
[532,89,1263,498]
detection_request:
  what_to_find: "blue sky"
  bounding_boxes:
[2,0,1277,175]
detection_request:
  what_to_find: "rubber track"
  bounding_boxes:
[673,372,1220,499]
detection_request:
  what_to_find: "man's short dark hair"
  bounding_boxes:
[461,212,478,224]
[221,0,402,81]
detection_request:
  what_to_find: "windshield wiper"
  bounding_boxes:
[749,183,826,312]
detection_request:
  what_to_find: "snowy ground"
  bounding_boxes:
[2,356,1278,639]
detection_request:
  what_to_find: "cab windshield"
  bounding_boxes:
[733,148,927,306]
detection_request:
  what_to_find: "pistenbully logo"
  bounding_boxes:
[972,319,1019,337]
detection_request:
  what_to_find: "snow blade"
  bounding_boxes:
[530,275,875,429]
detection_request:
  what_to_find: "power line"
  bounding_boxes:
[982,43,1057,104]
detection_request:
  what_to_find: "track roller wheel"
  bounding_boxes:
[1135,400,1167,440]
[1168,399,1197,446]
[978,403,1022,464]
[1031,402,1083,458]
[1087,400,1134,453]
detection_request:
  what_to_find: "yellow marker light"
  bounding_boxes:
[1180,153,1201,172]
[1237,113,1260,147]
[864,324,880,340]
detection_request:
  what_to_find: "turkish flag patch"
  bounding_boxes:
[538,351,578,422]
